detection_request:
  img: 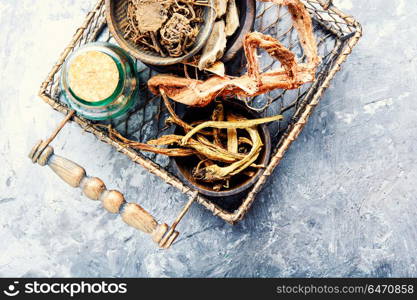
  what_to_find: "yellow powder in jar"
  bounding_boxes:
[68,50,119,102]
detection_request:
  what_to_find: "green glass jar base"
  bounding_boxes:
[64,90,138,121]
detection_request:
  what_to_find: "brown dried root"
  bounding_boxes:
[147,134,245,163]
[148,0,320,107]
[161,89,214,137]
[97,124,196,157]
[160,89,192,132]
[211,102,225,147]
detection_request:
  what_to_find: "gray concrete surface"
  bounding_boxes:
[1,0,416,277]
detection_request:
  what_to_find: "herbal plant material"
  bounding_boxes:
[124,0,207,58]
[148,0,321,106]
[101,97,282,190]
[198,0,240,70]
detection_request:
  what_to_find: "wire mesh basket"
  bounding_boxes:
[32,0,362,248]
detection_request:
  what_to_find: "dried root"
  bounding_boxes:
[148,0,321,106]
[195,125,263,181]
[98,98,282,189]
[180,114,283,144]
[124,0,206,57]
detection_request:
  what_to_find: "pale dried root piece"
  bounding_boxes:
[147,134,250,164]
[198,20,227,70]
[133,0,171,32]
[148,0,320,107]
[203,61,226,77]
[226,113,238,153]
[225,0,239,37]
[214,0,228,18]
[195,124,263,181]
[184,57,226,76]
[243,170,257,177]
[181,114,283,145]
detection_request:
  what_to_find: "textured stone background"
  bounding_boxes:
[1,0,416,277]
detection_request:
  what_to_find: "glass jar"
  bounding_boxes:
[61,42,138,120]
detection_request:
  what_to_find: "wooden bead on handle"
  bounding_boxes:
[29,144,179,248]
[101,190,125,213]
[81,177,106,200]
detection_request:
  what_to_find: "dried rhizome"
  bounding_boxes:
[124,0,206,57]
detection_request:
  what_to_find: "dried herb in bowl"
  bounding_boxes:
[124,0,208,58]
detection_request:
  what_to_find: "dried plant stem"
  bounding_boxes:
[226,113,238,153]
[181,114,284,145]
[212,102,224,148]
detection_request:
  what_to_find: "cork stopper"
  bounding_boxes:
[68,50,119,102]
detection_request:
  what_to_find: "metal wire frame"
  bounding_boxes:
[38,0,362,224]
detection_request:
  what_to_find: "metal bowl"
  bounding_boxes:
[105,0,216,66]
[172,100,272,198]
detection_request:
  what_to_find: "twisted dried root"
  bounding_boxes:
[148,0,320,107]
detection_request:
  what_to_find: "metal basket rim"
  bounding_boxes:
[37,0,362,224]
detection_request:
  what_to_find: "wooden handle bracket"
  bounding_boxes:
[29,111,197,248]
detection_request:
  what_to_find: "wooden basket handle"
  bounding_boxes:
[29,141,181,248]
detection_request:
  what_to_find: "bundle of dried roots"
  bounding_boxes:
[147,0,321,106]
[99,92,282,189]
[124,0,206,57]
